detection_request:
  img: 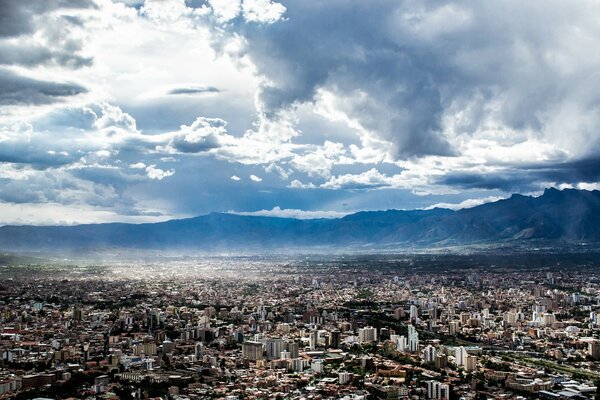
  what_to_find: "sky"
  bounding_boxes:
[1,0,600,225]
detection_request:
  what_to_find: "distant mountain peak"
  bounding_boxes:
[1,188,599,252]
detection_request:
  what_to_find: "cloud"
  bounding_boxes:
[230,206,346,219]
[321,168,394,190]
[207,0,286,24]
[290,140,349,178]
[242,0,286,23]
[212,0,600,165]
[0,1,95,69]
[230,174,241,181]
[0,69,87,106]
[2,0,600,224]
[424,196,505,211]
[0,0,95,38]
[289,179,315,189]
[167,86,220,95]
[145,164,175,180]
[249,174,262,182]
[166,117,231,153]
[207,0,241,23]
[0,201,171,226]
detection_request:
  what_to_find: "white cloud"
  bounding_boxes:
[249,174,262,182]
[321,168,393,190]
[0,201,175,226]
[145,164,175,180]
[289,179,315,189]
[290,140,349,178]
[129,162,146,169]
[230,206,346,219]
[208,0,241,23]
[242,0,286,23]
[230,174,241,181]
[424,196,505,211]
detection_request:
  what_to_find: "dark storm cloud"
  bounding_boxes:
[0,69,87,105]
[0,0,96,38]
[0,42,93,68]
[224,0,600,161]
[0,1,94,69]
[438,156,600,192]
[168,86,220,95]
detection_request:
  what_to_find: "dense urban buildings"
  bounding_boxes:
[0,253,599,399]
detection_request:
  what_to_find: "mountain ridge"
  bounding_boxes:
[1,187,599,252]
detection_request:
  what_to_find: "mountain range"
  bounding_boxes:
[1,188,599,253]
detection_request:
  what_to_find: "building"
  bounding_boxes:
[339,371,351,384]
[465,355,477,371]
[589,340,600,360]
[330,330,341,348]
[455,346,468,367]
[358,326,378,343]
[424,344,436,363]
[427,380,450,399]
[407,325,419,352]
[266,337,285,360]
[242,341,264,361]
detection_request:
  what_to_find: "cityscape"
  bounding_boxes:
[0,254,599,399]
[2,0,600,399]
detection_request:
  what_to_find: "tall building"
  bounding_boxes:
[465,355,477,371]
[455,346,468,367]
[287,341,299,358]
[410,305,419,319]
[408,325,419,352]
[309,330,319,350]
[266,338,285,360]
[424,344,436,363]
[397,335,408,352]
[358,326,378,343]
[242,341,264,361]
[589,341,600,360]
[330,330,341,348]
[339,371,351,384]
[435,354,448,369]
[427,380,450,399]
[448,321,459,335]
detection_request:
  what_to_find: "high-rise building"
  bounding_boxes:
[397,335,408,352]
[410,305,419,320]
[287,341,299,358]
[589,341,600,360]
[448,321,459,335]
[358,326,378,343]
[408,325,419,352]
[311,360,323,374]
[309,330,319,350]
[339,371,351,385]
[266,338,285,360]
[427,380,450,399]
[465,355,477,371]
[455,346,467,367]
[435,354,448,369]
[242,341,264,361]
[330,330,341,348]
[424,344,436,363]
